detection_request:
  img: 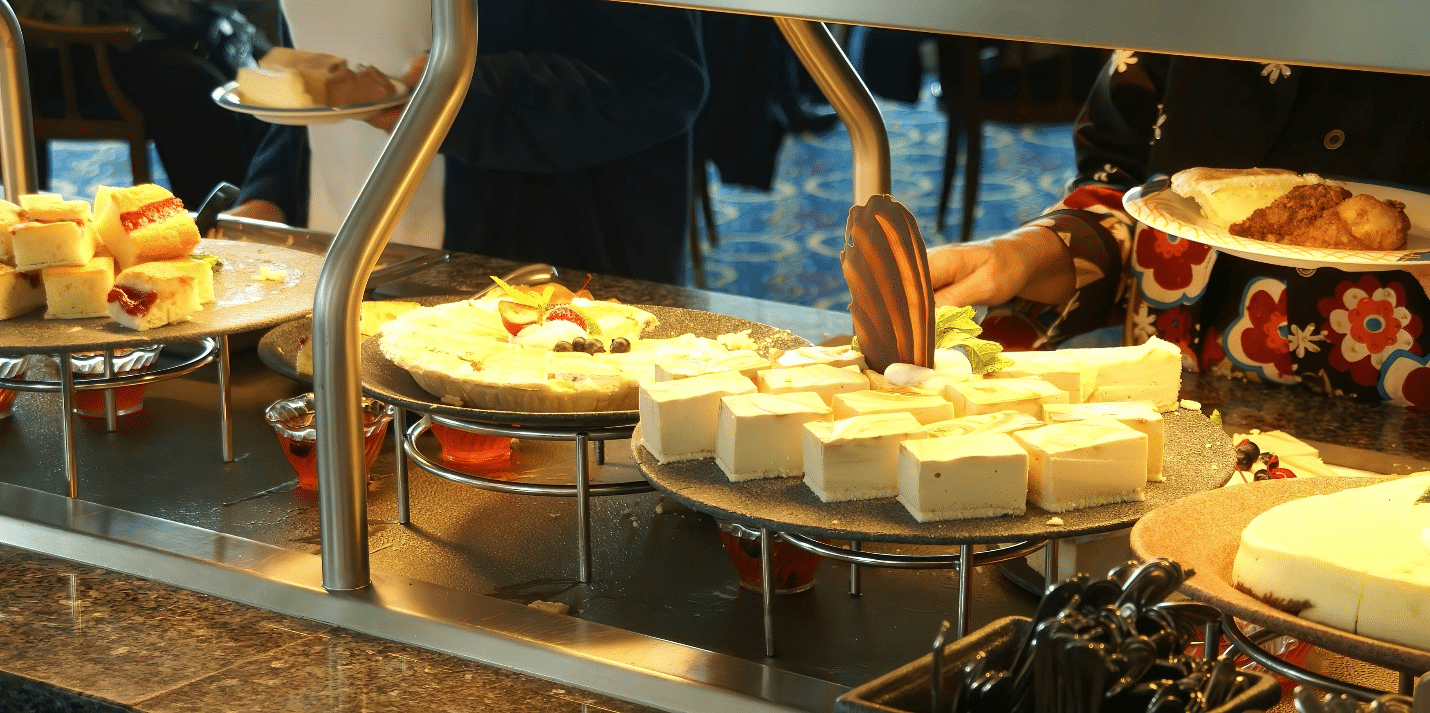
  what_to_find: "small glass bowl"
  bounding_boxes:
[265,393,395,492]
[0,354,33,419]
[718,520,824,595]
[430,421,513,472]
[63,345,163,417]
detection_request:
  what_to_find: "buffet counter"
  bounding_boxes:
[0,251,1422,712]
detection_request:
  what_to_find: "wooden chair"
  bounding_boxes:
[935,37,1101,242]
[20,18,150,186]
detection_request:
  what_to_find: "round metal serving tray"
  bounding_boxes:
[0,239,323,356]
[354,304,809,428]
[635,407,1235,545]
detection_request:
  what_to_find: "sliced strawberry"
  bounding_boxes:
[498,300,541,335]
[545,305,587,330]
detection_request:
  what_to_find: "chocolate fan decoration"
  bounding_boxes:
[842,194,935,374]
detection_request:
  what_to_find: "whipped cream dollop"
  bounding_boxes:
[512,319,586,349]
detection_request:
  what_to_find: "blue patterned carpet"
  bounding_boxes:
[47,88,1075,310]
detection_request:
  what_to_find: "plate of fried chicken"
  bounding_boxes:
[1125,172,1430,271]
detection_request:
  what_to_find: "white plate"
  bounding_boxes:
[211,78,409,126]
[1123,178,1430,271]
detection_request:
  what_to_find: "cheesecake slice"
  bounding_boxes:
[922,409,1043,438]
[654,350,770,382]
[897,433,1028,522]
[11,220,95,272]
[1012,418,1147,513]
[756,363,870,405]
[945,376,1069,418]
[1043,401,1165,481]
[714,391,830,482]
[42,256,113,319]
[639,371,757,463]
[0,199,28,265]
[802,412,926,502]
[831,389,953,425]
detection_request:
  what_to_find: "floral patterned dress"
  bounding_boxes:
[980,53,1430,408]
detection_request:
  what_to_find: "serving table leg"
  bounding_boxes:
[217,335,234,462]
[956,543,973,638]
[761,527,775,657]
[393,408,410,525]
[849,540,862,595]
[102,348,118,431]
[59,351,78,498]
[1043,538,1060,591]
[576,431,592,583]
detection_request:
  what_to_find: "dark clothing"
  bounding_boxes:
[239,0,707,285]
[987,54,1430,407]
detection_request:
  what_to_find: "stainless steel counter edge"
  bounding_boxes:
[0,481,846,713]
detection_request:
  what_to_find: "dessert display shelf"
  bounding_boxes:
[1129,478,1430,695]
[634,407,1236,655]
[0,239,323,497]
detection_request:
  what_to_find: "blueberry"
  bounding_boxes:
[552,341,573,352]
[610,337,630,353]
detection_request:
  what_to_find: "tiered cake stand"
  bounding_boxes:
[635,408,1236,656]
[0,240,323,497]
[1130,478,1430,699]
[259,303,811,583]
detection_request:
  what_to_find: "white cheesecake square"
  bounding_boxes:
[42,256,113,319]
[654,350,770,382]
[802,413,925,502]
[1012,418,1147,513]
[1059,336,1183,411]
[945,377,1068,418]
[0,264,45,319]
[12,220,95,272]
[989,351,1088,402]
[107,260,204,330]
[769,344,866,370]
[1043,401,1164,481]
[831,389,953,425]
[923,409,1042,438]
[639,371,756,463]
[897,433,1028,522]
[756,363,869,404]
[715,391,831,481]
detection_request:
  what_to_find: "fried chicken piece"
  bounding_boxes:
[1230,183,1352,243]
[1294,195,1411,251]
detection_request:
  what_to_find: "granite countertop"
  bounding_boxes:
[4,250,1428,712]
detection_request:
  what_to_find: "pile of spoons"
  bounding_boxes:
[1291,687,1414,713]
[947,558,1268,713]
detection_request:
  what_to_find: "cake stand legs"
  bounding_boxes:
[596,439,605,465]
[956,543,973,639]
[1398,670,1417,696]
[393,408,410,525]
[849,540,863,595]
[1043,538,1060,591]
[59,351,78,498]
[576,432,592,584]
[102,348,118,432]
[216,335,234,462]
[1202,620,1220,661]
[761,527,775,657]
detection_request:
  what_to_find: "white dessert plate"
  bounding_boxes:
[211,78,409,126]
[1123,177,1430,271]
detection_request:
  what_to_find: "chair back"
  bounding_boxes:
[20,18,149,184]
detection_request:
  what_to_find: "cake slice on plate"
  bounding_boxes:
[42,256,113,319]
[92,184,201,269]
[0,263,45,319]
[106,260,204,330]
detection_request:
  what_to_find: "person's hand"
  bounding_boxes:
[929,226,1076,308]
[365,54,429,133]
[223,199,286,224]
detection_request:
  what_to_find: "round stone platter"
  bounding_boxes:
[1130,476,1430,672]
[0,239,323,356]
[636,407,1234,545]
[354,304,810,428]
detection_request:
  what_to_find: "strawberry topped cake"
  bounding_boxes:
[378,278,765,413]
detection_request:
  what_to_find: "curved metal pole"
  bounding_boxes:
[314,0,476,591]
[0,0,38,199]
[773,18,889,204]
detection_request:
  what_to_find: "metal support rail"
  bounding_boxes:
[312,0,476,591]
[1219,614,1404,701]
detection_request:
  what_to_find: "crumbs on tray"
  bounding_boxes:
[252,264,287,281]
